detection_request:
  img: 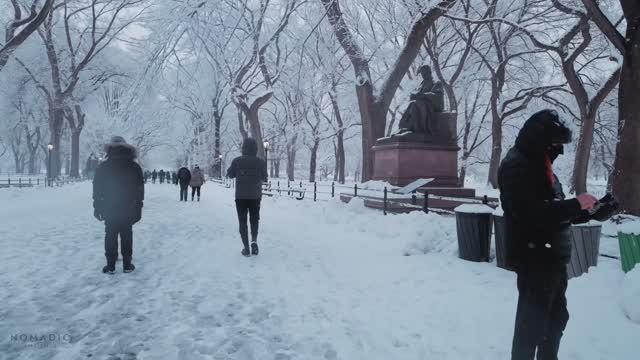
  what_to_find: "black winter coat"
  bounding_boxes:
[227,138,267,200]
[93,145,144,224]
[177,167,191,185]
[499,147,587,270]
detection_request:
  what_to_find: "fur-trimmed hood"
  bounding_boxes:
[104,136,138,159]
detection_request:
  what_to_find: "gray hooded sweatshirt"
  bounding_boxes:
[226,138,268,200]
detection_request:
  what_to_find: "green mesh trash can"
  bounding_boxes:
[618,228,640,273]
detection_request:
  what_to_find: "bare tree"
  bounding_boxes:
[581,0,640,215]
[0,0,54,72]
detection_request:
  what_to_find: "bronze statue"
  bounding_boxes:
[395,65,445,138]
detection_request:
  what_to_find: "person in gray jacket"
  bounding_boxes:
[226,138,268,256]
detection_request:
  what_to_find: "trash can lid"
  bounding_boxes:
[618,220,640,235]
[454,204,494,214]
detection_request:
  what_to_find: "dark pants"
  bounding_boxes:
[180,184,189,201]
[191,186,201,199]
[235,199,261,249]
[104,221,133,266]
[512,266,569,360]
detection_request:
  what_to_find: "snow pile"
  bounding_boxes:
[401,212,458,256]
[492,204,504,216]
[358,180,398,191]
[618,219,640,235]
[620,267,640,324]
[454,203,494,214]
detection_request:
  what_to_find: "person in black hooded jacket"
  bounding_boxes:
[227,138,268,257]
[93,136,144,274]
[498,110,598,360]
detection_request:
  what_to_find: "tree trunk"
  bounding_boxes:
[571,112,597,194]
[612,7,640,215]
[487,103,502,188]
[309,140,320,183]
[49,108,64,177]
[247,108,265,158]
[237,106,248,140]
[329,88,346,183]
[287,149,296,181]
[70,129,81,177]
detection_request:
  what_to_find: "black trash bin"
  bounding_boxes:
[492,211,514,271]
[567,223,602,279]
[455,204,494,262]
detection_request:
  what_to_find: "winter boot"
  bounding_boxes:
[197,196,200,201]
[123,263,136,273]
[102,264,116,274]
[241,247,251,257]
[192,195,194,201]
[251,241,259,256]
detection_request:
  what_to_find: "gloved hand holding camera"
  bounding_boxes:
[588,193,619,222]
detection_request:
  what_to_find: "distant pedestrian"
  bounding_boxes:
[190,165,205,201]
[177,166,191,201]
[498,110,599,359]
[151,169,157,184]
[227,138,267,257]
[85,153,99,180]
[172,172,178,185]
[93,136,144,274]
[143,170,150,184]
[159,169,165,184]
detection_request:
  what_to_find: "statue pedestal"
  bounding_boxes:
[372,141,460,187]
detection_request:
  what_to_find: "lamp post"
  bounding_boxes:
[47,144,53,187]
[263,141,270,178]
[219,154,223,179]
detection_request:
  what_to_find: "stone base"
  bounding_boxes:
[372,141,460,187]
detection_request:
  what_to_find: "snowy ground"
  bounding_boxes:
[0,182,638,360]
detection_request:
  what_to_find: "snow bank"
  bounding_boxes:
[358,180,398,191]
[618,219,640,235]
[454,203,494,214]
[620,267,640,324]
[492,204,504,217]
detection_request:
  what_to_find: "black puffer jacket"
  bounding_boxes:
[227,138,267,200]
[93,145,144,223]
[498,111,586,269]
[177,167,191,185]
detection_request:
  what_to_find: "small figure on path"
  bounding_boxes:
[190,165,205,201]
[143,170,150,184]
[227,138,267,257]
[177,166,191,202]
[93,136,144,274]
[151,169,157,184]
[159,169,165,184]
[498,110,599,359]
[84,153,99,180]
[172,171,178,185]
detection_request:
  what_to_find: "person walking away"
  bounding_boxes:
[177,166,191,201]
[93,136,144,274]
[190,165,205,201]
[143,170,149,184]
[151,169,157,184]
[172,171,178,185]
[159,169,165,184]
[498,109,599,360]
[226,138,267,256]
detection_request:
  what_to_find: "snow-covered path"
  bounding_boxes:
[1,182,638,360]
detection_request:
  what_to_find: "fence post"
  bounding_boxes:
[314,182,317,202]
[383,186,388,215]
[354,183,358,197]
[19,178,22,186]
[423,190,429,214]
[8,178,10,186]
[278,181,281,195]
[37,178,40,186]
[287,180,291,195]
[411,190,417,206]
[482,195,488,205]
[331,182,335,198]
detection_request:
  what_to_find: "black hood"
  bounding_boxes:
[242,138,258,156]
[515,109,572,158]
[106,144,137,160]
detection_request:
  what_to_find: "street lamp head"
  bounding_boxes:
[47,144,54,151]
[263,141,270,150]
[219,154,223,159]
